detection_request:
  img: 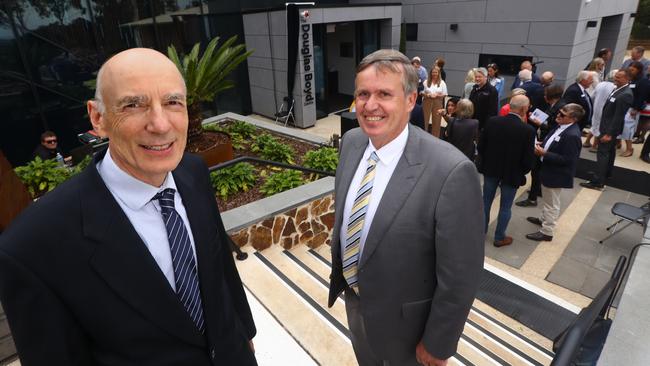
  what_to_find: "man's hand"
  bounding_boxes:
[416,341,448,366]
[249,340,255,354]
[534,144,545,157]
[600,134,612,143]
[529,116,542,126]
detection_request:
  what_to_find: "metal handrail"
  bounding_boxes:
[208,156,335,177]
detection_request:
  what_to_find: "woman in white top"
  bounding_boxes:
[421,66,447,137]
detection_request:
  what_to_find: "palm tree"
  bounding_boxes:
[167,35,253,148]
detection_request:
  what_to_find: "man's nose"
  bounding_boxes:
[364,95,379,111]
[147,104,172,133]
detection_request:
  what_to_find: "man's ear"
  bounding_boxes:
[87,100,108,138]
[406,90,417,113]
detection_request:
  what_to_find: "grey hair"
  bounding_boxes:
[518,69,532,81]
[561,103,585,121]
[606,68,619,81]
[93,60,107,114]
[474,67,488,77]
[455,98,474,119]
[511,88,527,97]
[357,49,418,95]
[509,94,530,111]
[576,70,592,82]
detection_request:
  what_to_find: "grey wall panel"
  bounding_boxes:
[391,25,401,48]
[443,51,480,74]
[445,22,530,44]
[248,67,275,90]
[486,0,581,22]
[418,23,447,42]
[247,56,288,72]
[571,39,599,59]
[528,22,579,46]
[385,5,401,22]
[403,5,415,22]
[572,19,601,45]
[269,10,287,36]
[412,1,487,24]
[408,40,484,54]
[250,86,279,118]
[243,13,269,36]
[270,35,288,60]
[244,35,272,58]
[444,69,470,96]
[581,0,639,19]
[323,7,384,23]
[481,43,572,59]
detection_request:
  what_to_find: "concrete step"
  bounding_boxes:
[238,244,555,366]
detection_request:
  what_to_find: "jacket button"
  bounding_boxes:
[210,348,216,359]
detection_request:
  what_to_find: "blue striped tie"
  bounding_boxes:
[343,152,379,293]
[153,188,205,333]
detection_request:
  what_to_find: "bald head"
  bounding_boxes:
[509,94,530,120]
[540,71,554,86]
[94,48,185,112]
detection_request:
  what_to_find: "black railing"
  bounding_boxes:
[551,255,627,366]
[212,156,335,261]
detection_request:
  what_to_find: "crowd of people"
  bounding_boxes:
[409,46,650,246]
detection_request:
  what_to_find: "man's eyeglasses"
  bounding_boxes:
[44,139,57,144]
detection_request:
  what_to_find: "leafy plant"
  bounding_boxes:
[260,139,295,165]
[227,120,257,139]
[303,147,338,180]
[71,155,92,175]
[210,162,257,199]
[167,35,253,143]
[251,133,276,153]
[14,157,72,198]
[260,170,304,196]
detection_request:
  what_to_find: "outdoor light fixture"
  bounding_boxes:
[450,24,458,31]
[587,20,598,28]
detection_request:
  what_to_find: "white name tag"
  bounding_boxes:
[610,97,616,102]
[554,136,561,142]
[630,84,636,89]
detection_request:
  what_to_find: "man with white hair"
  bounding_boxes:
[469,67,499,131]
[584,69,618,152]
[562,70,594,131]
[0,48,258,365]
[511,60,542,89]
[519,69,545,111]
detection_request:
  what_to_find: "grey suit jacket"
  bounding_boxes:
[328,125,485,362]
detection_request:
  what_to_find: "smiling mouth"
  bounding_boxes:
[142,142,173,151]
[365,116,384,121]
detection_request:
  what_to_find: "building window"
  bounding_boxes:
[478,54,534,76]
[405,24,418,41]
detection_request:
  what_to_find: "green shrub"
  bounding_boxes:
[227,120,257,139]
[202,123,225,133]
[210,162,257,199]
[251,133,276,153]
[260,140,295,164]
[303,147,338,180]
[71,155,92,175]
[260,170,304,196]
[14,157,72,198]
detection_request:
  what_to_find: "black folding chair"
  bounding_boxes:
[599,200,650,244]
[274,96,295,126]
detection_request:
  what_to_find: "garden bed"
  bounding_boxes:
[203,116,337,212]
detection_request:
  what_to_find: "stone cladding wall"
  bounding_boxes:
[229,194,334,251]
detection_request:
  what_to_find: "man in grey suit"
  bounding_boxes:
[581,69,634,190]
[328,49,484,366]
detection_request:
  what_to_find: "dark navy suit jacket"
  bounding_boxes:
[539,123,582,189]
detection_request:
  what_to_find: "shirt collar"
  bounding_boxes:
[578,83,586,93]
[97,148,177,210]
[366,124,409,165]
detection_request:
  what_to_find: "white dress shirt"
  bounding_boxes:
[340,125,409,260]
[542,123,571,161]
[97,149,197,291]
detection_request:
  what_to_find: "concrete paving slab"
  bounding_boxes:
[594,245,628,273]
[546,256,591,293]
[562,236,600,266]
[579,267,611,299]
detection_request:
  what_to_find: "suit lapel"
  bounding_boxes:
[83,154,205,347]
[359,125,425,268]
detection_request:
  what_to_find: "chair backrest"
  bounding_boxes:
[551,256,626,365]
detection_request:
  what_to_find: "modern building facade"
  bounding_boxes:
[0,0,640,166]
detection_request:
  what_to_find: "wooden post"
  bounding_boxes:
[0,150,31,233]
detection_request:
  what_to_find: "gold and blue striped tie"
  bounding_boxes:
[343,152,379,293]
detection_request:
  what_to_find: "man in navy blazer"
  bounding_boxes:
[562,71,594,131]
[526,104,584,241]
[0,48,257,365]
